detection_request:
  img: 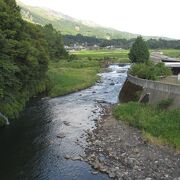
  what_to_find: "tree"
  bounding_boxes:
[128,36,150,63]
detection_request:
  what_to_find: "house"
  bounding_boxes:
[164,62,180,75]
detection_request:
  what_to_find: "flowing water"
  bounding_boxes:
[0,64,130,180]
[0,112,10,125]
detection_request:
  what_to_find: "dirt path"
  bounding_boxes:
[85,108,180,179]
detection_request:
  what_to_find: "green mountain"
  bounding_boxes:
[16,0,165,40]
[16,0,139,40]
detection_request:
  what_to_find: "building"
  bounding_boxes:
[164,62,180,75]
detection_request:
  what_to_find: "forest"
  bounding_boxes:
[64,34,180,49]
[0,0,67,120]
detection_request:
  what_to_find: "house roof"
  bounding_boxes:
[165,63,180,68]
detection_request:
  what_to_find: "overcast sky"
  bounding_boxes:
[19,0,180,39]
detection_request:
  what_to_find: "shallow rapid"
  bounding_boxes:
[0,64,129,180]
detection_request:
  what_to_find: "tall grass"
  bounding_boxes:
[48,59,100,97]
[113,102,180,149]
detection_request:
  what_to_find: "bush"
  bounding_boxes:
[129,61,172,80]
[157,98,173,109]
[68,54,77,61]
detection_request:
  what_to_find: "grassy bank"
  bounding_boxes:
[162,49,180,58]
[48,50,130,97]
[72,49,130,63]
[48,59,100,97]
[113,102,180,149]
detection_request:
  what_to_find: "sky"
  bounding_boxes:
[19,0,180,39]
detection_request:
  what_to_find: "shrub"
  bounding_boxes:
[68,54,77,61]
[129,61,172,80]
[157,98,173,109]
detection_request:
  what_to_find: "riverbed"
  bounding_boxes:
[0,64,129,180]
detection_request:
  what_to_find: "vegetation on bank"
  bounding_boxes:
[72,49,130,63]
[0,0,130,127]
[48,59,100,97]
[47,49,130,97]
[162,49,180,58]
[0,0,67,122]
[128,37,172,80]
[129,61,172,80]
[113,102,180,149]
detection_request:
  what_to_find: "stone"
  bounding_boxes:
[64,155,71,159]
[72,156,81,161]
[57,133,66,138]
[110,82,115,85]
[63,121,70,126]
[108,172,116,178]
[92,171,99,175]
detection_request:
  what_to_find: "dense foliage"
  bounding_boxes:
[113,102,180,149]
[63,34,135,49]
[148,39,180,49]
[129,61,172,80]
[0,0,67,121]
[64,34,180,50]
[43,24,68,60]
[129,36,150,63]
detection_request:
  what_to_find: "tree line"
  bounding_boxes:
[63,34,180,49]
[0,0,67,120]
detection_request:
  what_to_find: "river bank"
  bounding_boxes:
[85,107,180,179]
[47,57,129,98]
[0,64,129,179]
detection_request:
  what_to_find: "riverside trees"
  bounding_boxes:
[0,0,67,121]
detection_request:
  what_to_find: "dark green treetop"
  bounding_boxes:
[129,36,150,63]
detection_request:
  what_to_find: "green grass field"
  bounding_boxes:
[113,102,180,150]
[48,49,130,97]
[48,59,100,97]
[72,49,130,63]
[162,49,180,58]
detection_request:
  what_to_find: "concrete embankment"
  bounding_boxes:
[119,74,180,108]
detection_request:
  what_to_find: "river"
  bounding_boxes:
[0,64,130,180]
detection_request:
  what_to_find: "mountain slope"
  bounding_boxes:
[17,0,167,40]
[16,1,141,40]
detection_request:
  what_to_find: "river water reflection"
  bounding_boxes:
[0,64,129,180]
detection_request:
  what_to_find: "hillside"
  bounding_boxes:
[16,0,141,40]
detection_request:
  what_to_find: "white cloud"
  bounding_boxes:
[19,0,180,39]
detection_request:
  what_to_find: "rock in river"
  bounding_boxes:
[57,133,66,138]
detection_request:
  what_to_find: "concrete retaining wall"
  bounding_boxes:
[127,74,180,95]
[119,74,180,109]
